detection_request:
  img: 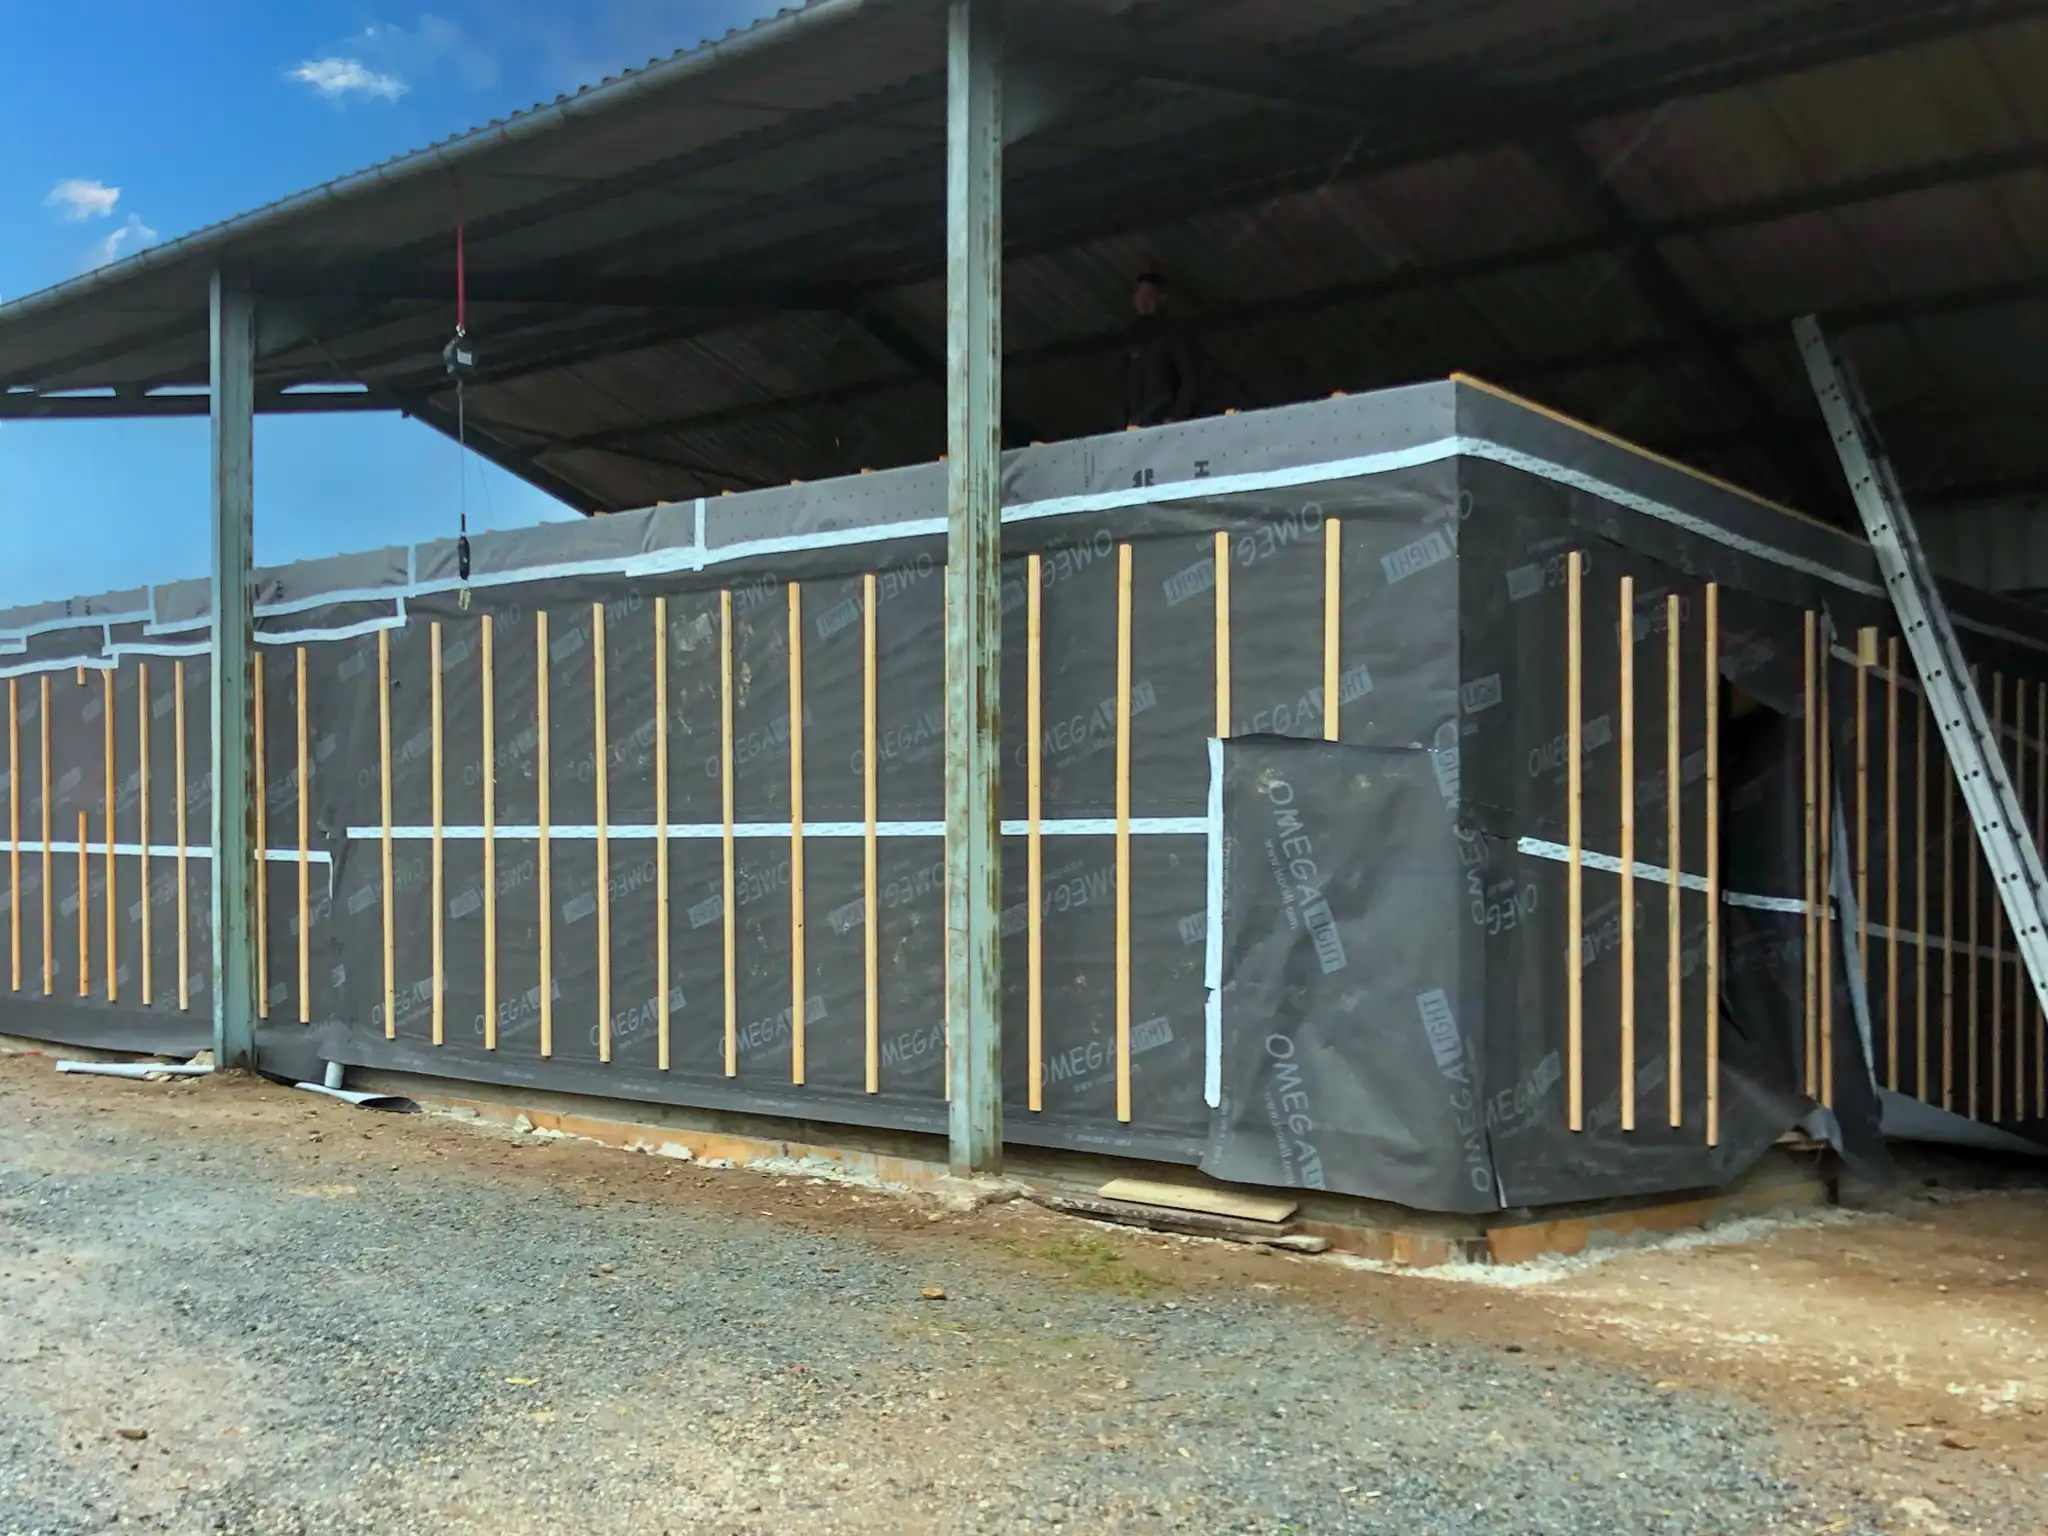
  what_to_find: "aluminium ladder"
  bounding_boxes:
[1794,314,2048,1018]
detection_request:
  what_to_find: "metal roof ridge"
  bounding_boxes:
[0,0,875,330]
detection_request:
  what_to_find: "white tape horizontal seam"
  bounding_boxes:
[343,817,1210,842]
[1518,835,1798,913]
[0,841,328,865]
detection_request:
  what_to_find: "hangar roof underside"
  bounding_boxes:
[2,0,2045,526]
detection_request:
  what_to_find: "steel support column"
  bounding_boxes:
[943,0,1004,1175]
[209,269,260,1069]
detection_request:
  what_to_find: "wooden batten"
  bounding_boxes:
[864,573,881,1096]
[1666,592,1682,1130]
[653,600,669,1072]
[175,661,189,1011]
[1704,583,1721,1147]
[482,616,499,1051]
[537,610,554,1060]
[138,663,151,1007]
[1116,542,1134,1125]
[254,650,267,1018]
[787,585,807,1087]
[298,645,312,1027]
[721,588,738,1078]
[378,630,396,1039]
[593,603,612,1065]
[1566,552,1584,1133]
[102,670,115,1004]
[1619,574,1636,1132]
[1026,557,1043,1111]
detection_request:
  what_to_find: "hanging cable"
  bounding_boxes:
[443,187,477,609]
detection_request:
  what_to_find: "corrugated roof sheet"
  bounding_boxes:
[1,0,2045,527]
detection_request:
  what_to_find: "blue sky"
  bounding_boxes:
[0,1,784,608]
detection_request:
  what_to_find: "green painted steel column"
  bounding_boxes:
[944,0,1005,1175]
[209,268,260,1070]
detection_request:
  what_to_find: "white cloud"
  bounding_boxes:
[289,56,408,100]
[44,178,121,222]
[83,214,159,271]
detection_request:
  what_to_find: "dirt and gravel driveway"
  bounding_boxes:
[0,1049,2043,1535]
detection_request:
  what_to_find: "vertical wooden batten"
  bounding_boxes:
[721,589,738,1078]
[138,663,151,1006]
[1619,574,1637,1132]
[787,584,807,1087]
[536,610,554,1059]
[254,651,267,1018]
[7,677,17,992]
[431,626,446,1045]
[102,670,115,1003]
[1115,541,1134,1125]
[1803,612,1818,1097]
[864,573,881,1096]
[482,616,498,1052]
[1885,637,1899,1091]
[1323,518,1341,743]
[40,677,51,997]
[653,600,669,1071]
[378,630,395,1039]
[1026,555,1043,1111]
[297,646,311,1026]
[1704,583,1721,1147]
[1666,592,1682,1129]
[1566,552,1584,1133]
[593,603,611,1065]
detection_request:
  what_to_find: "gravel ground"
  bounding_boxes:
[0,1062,1989,1534]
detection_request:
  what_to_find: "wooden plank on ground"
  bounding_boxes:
[1095,1178,1299,1224]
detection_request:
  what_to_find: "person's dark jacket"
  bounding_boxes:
[1124,314,1198,428]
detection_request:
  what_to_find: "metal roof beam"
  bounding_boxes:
[254,271,855,312]
[851,306,1046,446]
[1521,134,1834,510]
[0,389,390,420]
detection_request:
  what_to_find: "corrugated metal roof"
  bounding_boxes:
[1,0,2045,528]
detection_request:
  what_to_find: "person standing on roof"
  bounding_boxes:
[1124,271,1198,430]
